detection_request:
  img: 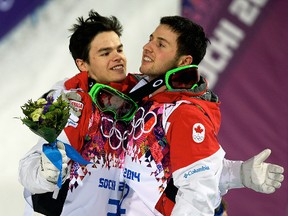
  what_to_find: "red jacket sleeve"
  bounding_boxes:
[166,103,220,173]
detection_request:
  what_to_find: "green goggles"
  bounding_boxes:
[89,83,138,121]
[165,65,199,90]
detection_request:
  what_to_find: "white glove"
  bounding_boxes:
[241,149,284,194]
[61,91,84,129]
[48,89,83,121]
[40,141,70,184]
[61,91,83,118]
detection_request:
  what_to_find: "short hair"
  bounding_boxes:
[160,16,210,65]
[69,10,123,63]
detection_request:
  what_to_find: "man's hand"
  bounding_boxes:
[47,89,83,122]
[62,91,83,117]
[40,141,70,184]
[60,90,84,128]
[241,149,284,194]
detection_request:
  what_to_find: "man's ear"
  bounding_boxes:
[177,55,193,66]
[75,59,87,71]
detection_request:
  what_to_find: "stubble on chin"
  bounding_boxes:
[139,64,153,76]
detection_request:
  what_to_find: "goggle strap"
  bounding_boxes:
[88,78,96,91]
[128,74,165,102]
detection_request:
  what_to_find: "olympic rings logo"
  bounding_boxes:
[99,107,158,151]
[100,117,129,150]
[128,107,157,140]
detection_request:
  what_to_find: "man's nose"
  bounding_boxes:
[143,42,153,53]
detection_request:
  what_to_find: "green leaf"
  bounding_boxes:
[21,118,39,129]
[29,127,59,143]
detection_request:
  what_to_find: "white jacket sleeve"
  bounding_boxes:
[18,138,58,194]
[171,148,225,216]
[219,158,244,195]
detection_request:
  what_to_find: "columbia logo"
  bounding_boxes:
[184,165,210,178]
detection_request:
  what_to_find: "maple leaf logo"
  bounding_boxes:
[192,123,205,143]
[194,125,203,133]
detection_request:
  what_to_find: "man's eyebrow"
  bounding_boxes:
[158,37,170,44]
[150,34,170,44]
[98,44,123,53]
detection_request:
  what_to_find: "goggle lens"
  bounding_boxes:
[89,84,138,121]
[165,65,199,90]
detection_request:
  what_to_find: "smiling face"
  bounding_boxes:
[76,31,127,83]
[140,24,183,80]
